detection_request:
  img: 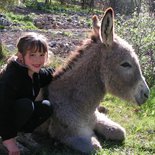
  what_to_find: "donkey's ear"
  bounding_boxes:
[100,8,114,46]
[92,15,100,36]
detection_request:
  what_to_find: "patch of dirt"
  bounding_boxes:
[0,6,96,58]
[1,29,91,58]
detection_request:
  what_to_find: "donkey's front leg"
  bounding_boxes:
[94,110,126,141]
[61,134,102,154]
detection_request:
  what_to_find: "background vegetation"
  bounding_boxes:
[0,0,155,154]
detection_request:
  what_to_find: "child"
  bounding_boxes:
[0,32,55,155]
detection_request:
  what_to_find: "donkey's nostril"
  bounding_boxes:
[144,90,150,99]
[144,93,148,99]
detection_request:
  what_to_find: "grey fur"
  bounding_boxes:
[38,8,150,154]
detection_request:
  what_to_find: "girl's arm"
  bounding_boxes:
[0,82,17,141]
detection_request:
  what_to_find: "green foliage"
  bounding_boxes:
[140,86,155,117]
[25,0,74,13]
[6,12,34,22]
[115,12,155,87]
[0,44,12,66]
[24,0,99,15]
[5,12,37,30]
[0,25,5,29]
[0,0,18,11]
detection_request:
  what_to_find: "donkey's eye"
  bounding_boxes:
[121,62,132,68]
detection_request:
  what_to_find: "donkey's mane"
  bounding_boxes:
[53,33,99,80]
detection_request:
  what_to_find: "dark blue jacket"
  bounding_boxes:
[0,60,54,140]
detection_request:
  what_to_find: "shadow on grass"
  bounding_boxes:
[31,132,125,155]
[30,133,86,155]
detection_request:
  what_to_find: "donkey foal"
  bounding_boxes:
[38,8,150,154]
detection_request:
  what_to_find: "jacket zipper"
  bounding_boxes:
[32,86,35,97]
[32,78,35,97]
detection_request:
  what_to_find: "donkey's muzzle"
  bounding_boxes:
[135,85,150,106]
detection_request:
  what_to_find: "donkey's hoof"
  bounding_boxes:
[91,136,102,150]
[105,126,126,142]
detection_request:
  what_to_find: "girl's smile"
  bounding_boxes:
[32,64,42,68]
[19,50,47,78]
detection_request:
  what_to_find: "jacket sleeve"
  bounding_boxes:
[39,67,55,88]
[0,81,17,141]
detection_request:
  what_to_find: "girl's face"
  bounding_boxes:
[23,50,46,77]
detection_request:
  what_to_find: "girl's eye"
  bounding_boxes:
[40,53,45,56]
[120,62,132,68]
[30,54,35,56]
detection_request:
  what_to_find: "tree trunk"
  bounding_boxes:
[0,39,3,60]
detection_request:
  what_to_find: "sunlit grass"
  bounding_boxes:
[98,90,155,155]
[3,12,37,30]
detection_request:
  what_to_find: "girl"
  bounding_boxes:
[0,32,55,155]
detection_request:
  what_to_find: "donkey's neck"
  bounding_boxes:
[55,44,105,113]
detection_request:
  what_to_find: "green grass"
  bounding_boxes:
[3,12,37,30]
[99,92,155,155]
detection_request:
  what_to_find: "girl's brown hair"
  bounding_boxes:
[17,32,48,56]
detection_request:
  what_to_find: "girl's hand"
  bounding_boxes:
[2,138,20,155]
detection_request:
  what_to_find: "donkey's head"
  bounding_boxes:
[93,8,150,105]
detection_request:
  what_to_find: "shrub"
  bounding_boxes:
[0,0,18,11]
[0,42,12,66]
